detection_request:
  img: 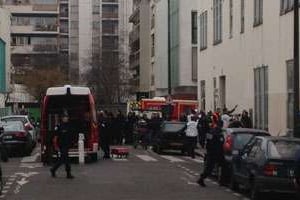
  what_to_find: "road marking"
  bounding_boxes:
[211,181,218,185]
[160,155,186,163]
[8,178,15,181]
[20,163,43,169]
[17,177,29,186]
[233,193,241,197]
[3,186,10,189]
[136,155,158,162]
[1,190,8,194]
[194,173,200,176]
[185,157,204,163]
[225,189,231,192]
[5,182,13,185]
[21,152,40,163]
[0,195,5,198]
[187,181,199,186]
[112,157,128,162]
[183,171,195,179]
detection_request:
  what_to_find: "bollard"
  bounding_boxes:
[78,133,85,164]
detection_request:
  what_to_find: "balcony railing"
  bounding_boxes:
[34,24,58,32]
[33,44,58,52]
[33,4,58,12]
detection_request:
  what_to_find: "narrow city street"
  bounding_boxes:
[0,146,295,200]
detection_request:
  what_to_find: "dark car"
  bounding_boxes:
[231,136,300,200]
[152,121,186,154]
[217,128,270,183]
[0,121,34,156]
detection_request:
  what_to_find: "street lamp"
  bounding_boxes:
[294,0,299,138]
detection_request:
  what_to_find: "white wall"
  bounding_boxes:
[198,0,300,135]
[178,0,198,87]
[78,0,93,83]
[154,0,168,96]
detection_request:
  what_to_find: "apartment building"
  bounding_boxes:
[198,0,300,134]
[0,8,11,107]
[3,0,60,76]
[129,0,198,100]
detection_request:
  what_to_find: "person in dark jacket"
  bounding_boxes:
[197,119,225,187]
[240,110,252,128]
[98,111,110,159]
[295,148,300,196]
[50,113,75,179]
[115,110,125,145]
[197,111,210,148]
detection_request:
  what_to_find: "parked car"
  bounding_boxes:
[1,115,37,144]
[216,128,270,183]
[0,121,34,156]
[230,136,300,200]
[152,121,186,154]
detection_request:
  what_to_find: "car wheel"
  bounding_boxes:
[250,180,261,200]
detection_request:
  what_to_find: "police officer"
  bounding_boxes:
[50,112,74,179]
[197,117,225,187]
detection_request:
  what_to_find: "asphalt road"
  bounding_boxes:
[0,146,296,200]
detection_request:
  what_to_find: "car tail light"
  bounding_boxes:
[264,164,278,176]
[224,135,233,152]
[15,132,26,138]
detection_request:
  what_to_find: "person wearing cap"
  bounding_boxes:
[50,113,75,179]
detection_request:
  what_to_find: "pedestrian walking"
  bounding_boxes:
[115,110,125,145]
[295,148,300,198]
[98,111,110,159]
[50,112,75,179]
[240,110,252,128]
[185,115,198,158]
[197,119,225,187]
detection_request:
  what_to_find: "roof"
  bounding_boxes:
[259,136,300,142]
[46,85,91,96]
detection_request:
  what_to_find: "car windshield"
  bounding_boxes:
[233,132,268,150]
[1,117,27,124]
[268,140,300,159]
[161,123,185,132]
[2,123,23,132]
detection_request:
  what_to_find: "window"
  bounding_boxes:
[281,0,300,14]
[213,0,222,44]
[191,11,198,44]
[254,0,263,26]
[248,139,263,158]
[254,66,268,130]
[287,60,294,130]
[199,11,207,50]
[192,47,197,81]
[151,34,155,57]
[200,80,206,111]
[229,0,233,38]
[241,0,245,33]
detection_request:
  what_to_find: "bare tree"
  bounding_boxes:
[15,67,68,102]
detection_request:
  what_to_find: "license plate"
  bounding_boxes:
[4,135,13,139]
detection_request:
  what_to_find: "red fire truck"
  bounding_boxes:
[128,97,198,121]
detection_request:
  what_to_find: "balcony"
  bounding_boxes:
[11,44,58,54]
[4,4,59,15]
[11,24,59,35]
